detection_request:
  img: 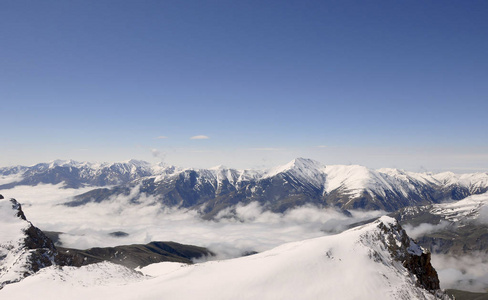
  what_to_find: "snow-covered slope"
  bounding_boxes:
[264,158,327,190]
[428,192,488,223]
[0,216,450,300]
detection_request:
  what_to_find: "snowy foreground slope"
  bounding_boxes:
[1,204,450,300]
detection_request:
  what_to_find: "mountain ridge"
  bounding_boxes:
[2,158,488,215]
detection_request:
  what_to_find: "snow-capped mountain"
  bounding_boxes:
[0,213,451,300]
[2,158,488,215]
[392,192,488,256]
[0,159,178,189]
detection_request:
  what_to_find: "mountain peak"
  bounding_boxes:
[209,164,228,171]
[122,159,151,167]
[266,157,325,176]
[290,157,323,168]
[48,159,81,168]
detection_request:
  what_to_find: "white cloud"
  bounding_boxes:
[432,253,488,292]
[151,148,162,158]
[403,221,450,240]
[317,145,328,148]
[250,148,281,151]
[1,184,383,260]
[190,135,210,140]
[477,205,488,224]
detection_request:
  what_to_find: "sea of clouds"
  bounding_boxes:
[1,182,488,292]
[0,183,383,259]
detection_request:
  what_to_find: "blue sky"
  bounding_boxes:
[1,1,487,171]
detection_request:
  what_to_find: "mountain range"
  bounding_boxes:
[2,158,487,218]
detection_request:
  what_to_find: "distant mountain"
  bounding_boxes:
[2,158,488,215]
[392,192,488,256]
[0,159,178,189]
[0,214,451,299]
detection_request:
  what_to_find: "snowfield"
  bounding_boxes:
[0,214,448,300]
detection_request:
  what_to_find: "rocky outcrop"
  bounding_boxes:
[0,199,74,288]
[377,219,440,291]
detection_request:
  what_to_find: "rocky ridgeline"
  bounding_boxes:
[0,196,72,288]
[375,219,440,291]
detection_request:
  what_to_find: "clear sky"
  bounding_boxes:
[1,1,487,172]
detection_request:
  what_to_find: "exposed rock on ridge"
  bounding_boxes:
[377,218,440,291]
[0,198,72,289]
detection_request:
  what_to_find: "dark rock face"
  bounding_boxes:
[403,251,440,291]
[9,200,73,272]
[377,220,440,291]
[10,199,27,220]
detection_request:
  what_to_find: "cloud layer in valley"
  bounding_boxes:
[432,253,488,292]
[403,221,450,240]
[0,184,382,259]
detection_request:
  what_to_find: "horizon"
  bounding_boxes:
[2,1,487,173]
[1,156,487,174]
